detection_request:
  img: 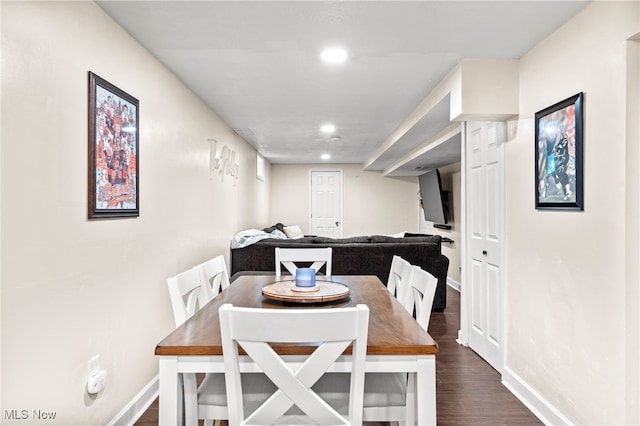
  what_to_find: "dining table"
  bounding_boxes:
[155,274,439,425]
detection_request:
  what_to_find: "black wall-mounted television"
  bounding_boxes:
[418,169,449,226]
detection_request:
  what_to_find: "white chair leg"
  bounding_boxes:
[182,373,199,426]
[175,370,184,425]
[404,372,416,426]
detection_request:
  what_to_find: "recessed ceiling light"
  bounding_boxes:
[320,124,336,133]
[321,47,348,63]
[321,153,331,160]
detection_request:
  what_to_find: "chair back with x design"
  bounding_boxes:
[197,255,231,300]
[393,257,415,314]
[275,247,333,277]
[410,266,438,331]
[219,303,369,425]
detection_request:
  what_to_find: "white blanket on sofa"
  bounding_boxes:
[230,228,287,249]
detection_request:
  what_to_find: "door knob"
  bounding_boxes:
[335,221,340,227]
[482,250,488,256]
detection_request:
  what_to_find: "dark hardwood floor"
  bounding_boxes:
[135,286,541,425]
[429,287,541,426]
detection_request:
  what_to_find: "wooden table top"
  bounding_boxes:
[155,275,439,357]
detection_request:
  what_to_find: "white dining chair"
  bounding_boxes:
[196,255,231,301]
[166,267,214,425]
[168,266,264,426]
[386,255,403,297]
[390,256,415,315]
[218,303,369,425]
[410,265,438,331]
[167,267,210,327]
[359,264,439,425]
[275,247,333,277]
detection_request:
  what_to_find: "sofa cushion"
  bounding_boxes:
[369,235,405,243]
[404,232,433,238]
[401,235,442,244]
[260,237,316,245]
[313,236,371,244]
[370,234,442,245]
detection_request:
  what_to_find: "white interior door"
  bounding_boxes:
[310,170,343,238]
[464,121,505,373]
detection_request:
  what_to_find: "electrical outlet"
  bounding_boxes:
[87,355,106,395]
[87,369,107,394]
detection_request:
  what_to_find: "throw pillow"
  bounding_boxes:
[283,225,304,239]
[263,223,286,233]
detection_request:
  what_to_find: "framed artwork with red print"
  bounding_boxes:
[88,72,139,219]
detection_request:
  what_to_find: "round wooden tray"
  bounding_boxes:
[262,279,350,304]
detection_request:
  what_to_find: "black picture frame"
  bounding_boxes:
[534,92,584,210]
[88,72,139,219]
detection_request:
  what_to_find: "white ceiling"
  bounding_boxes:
[97,0,588,175]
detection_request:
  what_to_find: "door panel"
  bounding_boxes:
[470,166,484,240]
[470,258,484,337]
[487,263,501,346]
[310,170,342,238]
[486,162,500,241]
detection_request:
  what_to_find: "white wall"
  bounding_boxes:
[271,164,418,237]
[0,2,270,424]
[625,33,640,426]
[505,2,639,424]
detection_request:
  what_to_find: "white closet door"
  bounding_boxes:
[465,121,505,373]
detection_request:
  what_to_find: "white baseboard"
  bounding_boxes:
[447,277,460,292]
[502,367,573,426]
[108,375,159,426]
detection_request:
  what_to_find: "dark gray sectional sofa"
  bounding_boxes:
[230,234,449,311]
